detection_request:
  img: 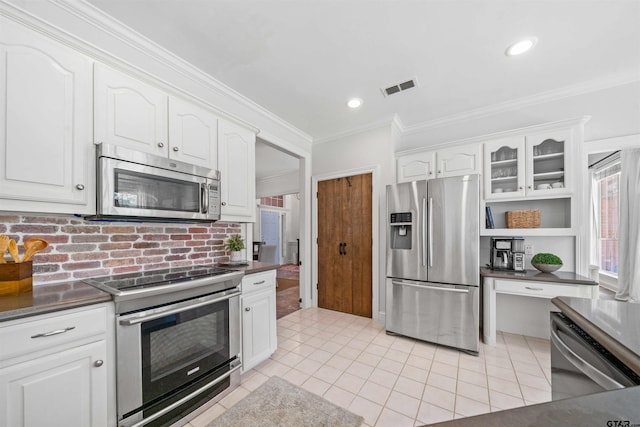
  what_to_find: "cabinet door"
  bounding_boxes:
[0,17,93,211]
[94,63,168,156]
[436,144,482,178]
[218,119,256,221]
[168,97,218,168]
[396,151,436,183]
[241,290,276,372]
[0,340,107,427]
[525,129,572,196]
[483,136,526,200]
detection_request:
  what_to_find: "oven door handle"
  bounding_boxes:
[119,290,240,326]
[126,362,242,427]
[550,321,626,390]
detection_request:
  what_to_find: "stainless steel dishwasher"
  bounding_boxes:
[550,312,640,400]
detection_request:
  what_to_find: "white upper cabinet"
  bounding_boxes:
[94,63,168,157]
[436,144,483,178]
[397,151,436,182]
[484,136,526,199]
[95,65,219,170]
[484,129,572,200]
[168,96,218,168]
[218,119,256,222]
[525,129,572,197]
[0,16,94,214]
[396,143,481,183]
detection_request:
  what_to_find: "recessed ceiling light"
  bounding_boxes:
[346,98,363,109]
[505,37,538,56]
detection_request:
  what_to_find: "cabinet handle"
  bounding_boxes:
[157,142,164,148]
[31,326,76,339]
[75,184,85,190]
[525,286,544,291]
[253,280,266,285]
[94,360,104,368]
[245,307,251,312]
[173,146,179,152]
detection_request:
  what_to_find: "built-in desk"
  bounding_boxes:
[481,268,598,345]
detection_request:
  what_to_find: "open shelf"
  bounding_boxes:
[483,197,572,236]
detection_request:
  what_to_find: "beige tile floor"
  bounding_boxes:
[186,307,552,427]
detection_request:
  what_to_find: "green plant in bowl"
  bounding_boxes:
[531,253,563,273]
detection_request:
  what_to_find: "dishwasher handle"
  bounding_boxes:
[550,319,625,391]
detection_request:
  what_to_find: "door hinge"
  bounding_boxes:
[316,237,318,244]
[316,191,318,198]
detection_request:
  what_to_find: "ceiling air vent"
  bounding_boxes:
[381,78,418,97]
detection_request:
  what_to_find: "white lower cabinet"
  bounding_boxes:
[241,270,277,372]
[483,277,597,345]
[0,303,115,427]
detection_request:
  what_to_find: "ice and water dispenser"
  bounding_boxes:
[389,212,412,250]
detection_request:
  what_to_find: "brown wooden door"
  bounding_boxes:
[317,173,372,317]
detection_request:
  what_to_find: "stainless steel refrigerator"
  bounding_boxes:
[386,175,479,354]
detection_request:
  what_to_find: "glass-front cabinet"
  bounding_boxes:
[484,136,526,199]
[525,129,571,196]
[484,130,571,200]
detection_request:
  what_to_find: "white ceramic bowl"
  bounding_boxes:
[532,263,562,273]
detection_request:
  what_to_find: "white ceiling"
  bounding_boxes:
[86,0,640,145]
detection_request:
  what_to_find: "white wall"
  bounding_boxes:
[256,171,299,198]
[312,124,394,323]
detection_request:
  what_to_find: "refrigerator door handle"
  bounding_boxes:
[428,197,433,267]
[391,280,470,293]
[550,318,625,390]
[422,197,427,267]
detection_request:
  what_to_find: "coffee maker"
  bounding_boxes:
[490,237,525,271]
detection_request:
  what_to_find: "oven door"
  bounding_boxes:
[97,155,215,221]
[116,289,240,421]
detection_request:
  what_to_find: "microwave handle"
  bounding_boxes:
[201,183,209,214]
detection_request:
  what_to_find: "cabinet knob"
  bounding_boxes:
[75,184,85,190]
[438,170,442,174]
[428,171,433,175]
[221,202,227,206]
[245,307,251,312]
[157,142,165,148]
[173,146,179,152]
[528,186,532,189]
[94,360,104,368]
[519,186,523,190]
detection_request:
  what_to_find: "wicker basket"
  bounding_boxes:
[506,209,540,228]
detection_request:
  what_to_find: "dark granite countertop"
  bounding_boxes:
[552,296,640,376]
[217,261,280,275]
[480,267,597,286]
[426,385,640,426]
[0,280,112,323]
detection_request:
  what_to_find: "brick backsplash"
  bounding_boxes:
[0,213,241,285]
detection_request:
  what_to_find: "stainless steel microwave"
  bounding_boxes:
[88,143,221,222]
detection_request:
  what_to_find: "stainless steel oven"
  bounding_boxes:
[87,143,221,222]
[84,266,243,427]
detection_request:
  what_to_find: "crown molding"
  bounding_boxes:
[401,70,639,136]
[311,69,638,145]
[396,116,592,156]
[1,0,311,143]
[313,115,397,145]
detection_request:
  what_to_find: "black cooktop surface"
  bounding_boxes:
[83,265,236,292]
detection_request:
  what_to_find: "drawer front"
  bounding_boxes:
[494,279,588,299]
[242,270,276,295]
[0,305,107,361]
